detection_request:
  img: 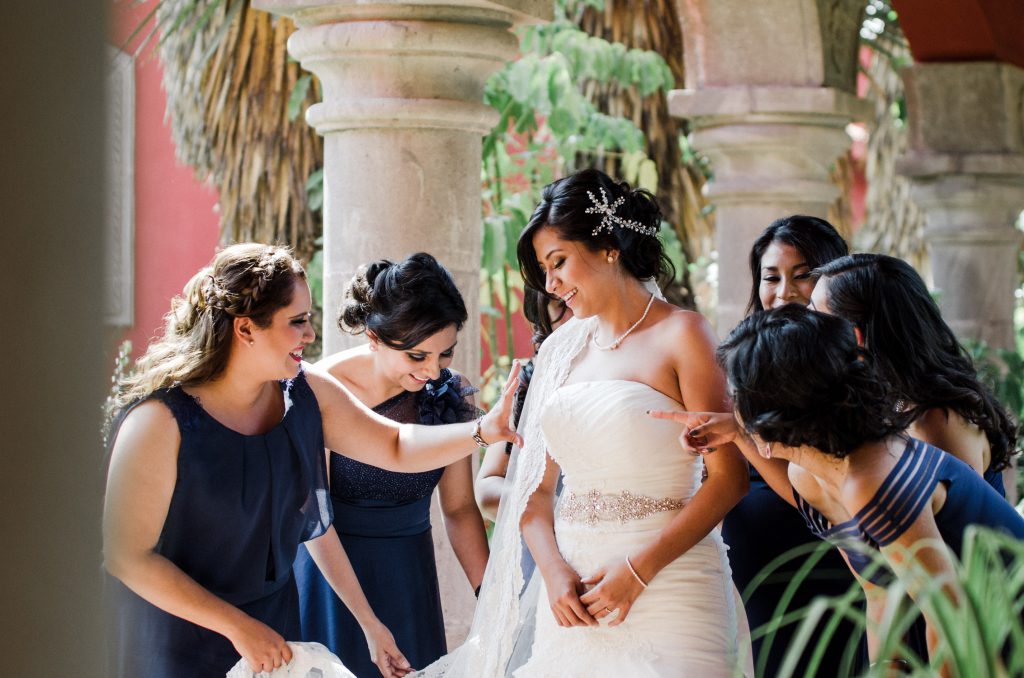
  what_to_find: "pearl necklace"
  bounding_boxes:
[592,292,656,351]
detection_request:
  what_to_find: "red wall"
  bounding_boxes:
[109,0,221,353]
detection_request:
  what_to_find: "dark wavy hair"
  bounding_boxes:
[522,286,567,348]
[516,169,674,295]
[338,252,467,350]
[746,215,848,314]
[815,253,1018,470]
[718,304,912,457]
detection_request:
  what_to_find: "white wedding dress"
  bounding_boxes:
[512,379,748,677]
[415,309,750,678]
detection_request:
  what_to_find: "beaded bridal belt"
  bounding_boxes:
[558,489,685,526]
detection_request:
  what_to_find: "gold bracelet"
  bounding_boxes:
[625,556,648,589]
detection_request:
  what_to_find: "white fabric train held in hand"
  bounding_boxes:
[226,642,355,678]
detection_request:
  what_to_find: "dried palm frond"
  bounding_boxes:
[574,0,707,310]
[156,0,322,262]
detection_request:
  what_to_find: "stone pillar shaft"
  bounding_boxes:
[897,62,1024,350]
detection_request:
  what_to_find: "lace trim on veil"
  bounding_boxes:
[415,280,664,677]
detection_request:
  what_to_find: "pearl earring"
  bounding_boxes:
[607,255,614,263]
[248,340,254,346]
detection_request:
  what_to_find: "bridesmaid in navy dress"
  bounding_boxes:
[655,305,1024,671]
[294,253,489,677]
[103,244,521,678]
[812,253,1017,497]
[718,216,862,676]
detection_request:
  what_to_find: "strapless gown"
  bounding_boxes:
[514,380,751,677]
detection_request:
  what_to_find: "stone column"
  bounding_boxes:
[669,0,870,333]
[252,0,550,647]
[897,62,1024,350]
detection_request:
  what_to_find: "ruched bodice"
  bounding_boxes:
[517,378,749,677]
[542,380,700,503]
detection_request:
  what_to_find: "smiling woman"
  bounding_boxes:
[293,252,490,677]
[103,244,521,678]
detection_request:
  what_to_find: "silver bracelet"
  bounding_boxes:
[625,556,648,589]
[471,416,489,448]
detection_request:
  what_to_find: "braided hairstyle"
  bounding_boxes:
[338,252,467,350]
[111,243,306,413]
[718,304,912,457]
[517,168,674,296]
[815,253,1019,470]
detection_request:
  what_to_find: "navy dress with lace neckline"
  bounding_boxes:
[295,367,478,678]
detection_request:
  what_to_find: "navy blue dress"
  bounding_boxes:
[294,369,477,678]
[108,371,333,678]
[795,437,1024,585]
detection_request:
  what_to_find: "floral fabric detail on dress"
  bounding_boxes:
[419,368,480,426]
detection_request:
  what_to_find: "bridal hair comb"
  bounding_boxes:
[584,187,659,238]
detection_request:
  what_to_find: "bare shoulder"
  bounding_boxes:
[109,398,180,462]
[315,345,371,384]
[652,305,717,358]
[302,362,346,403]
[839,460,887,516]
[655,305,715,340]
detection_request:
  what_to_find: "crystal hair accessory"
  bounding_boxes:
[584,187,659,237]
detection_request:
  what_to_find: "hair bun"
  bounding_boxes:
[339,259,393,334]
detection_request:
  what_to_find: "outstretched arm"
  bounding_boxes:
[306,362,522,474]
[647,409,798,510]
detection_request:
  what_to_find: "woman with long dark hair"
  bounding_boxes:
[293,253,489,677]
[103,244,521,678]
[812,253,1018,494]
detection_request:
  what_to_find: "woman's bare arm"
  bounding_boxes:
[475,442,510,521]
[305,363,521,474]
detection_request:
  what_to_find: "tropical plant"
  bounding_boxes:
[126,0,322,262]
[474,0,682,404]
[750,527,1024,677]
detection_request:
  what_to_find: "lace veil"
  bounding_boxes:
[415,280,665,678]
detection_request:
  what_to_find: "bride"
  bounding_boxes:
[419,169,752,677]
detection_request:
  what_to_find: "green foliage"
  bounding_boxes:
[752,528,1024,677]
[477,2,676,404]
[288,74,313,122]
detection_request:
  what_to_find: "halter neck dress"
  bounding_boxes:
[795,437,1024,585]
